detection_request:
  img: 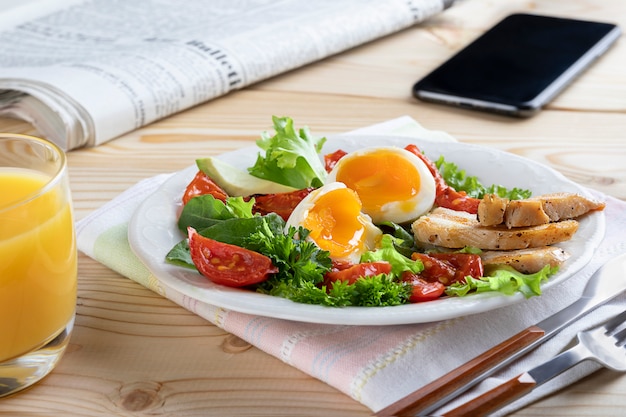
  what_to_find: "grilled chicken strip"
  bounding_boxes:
[537,192,605,221]
[412,207,579,250]
[504,199,551,228]
[477,192,604,228]
[480,246,570,274]
[476,194,508,226]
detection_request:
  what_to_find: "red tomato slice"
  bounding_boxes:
[329,260,353,271]
[435,187,481,214]
[429,252,484,283]
[402,273,446,302]
[404,144,446,188]
[411,253,456,285]
[187,227,278,287]
[249,188,313,221]
[182,171,229,205]
[324,149,347,172]
[411,252,484,285]
[325,261,392,285]
[404,144,480,214]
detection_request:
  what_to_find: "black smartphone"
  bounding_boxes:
[412,13,621,117]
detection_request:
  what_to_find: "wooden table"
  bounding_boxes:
[1,0,625,415]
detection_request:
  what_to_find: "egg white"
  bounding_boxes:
[285,182,382,263]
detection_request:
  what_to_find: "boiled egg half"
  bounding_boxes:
[326,146,436,224]
[285,182,382,263]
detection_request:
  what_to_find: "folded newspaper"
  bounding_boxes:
[0,0,454,150]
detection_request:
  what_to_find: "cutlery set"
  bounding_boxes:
[377,252,626,417]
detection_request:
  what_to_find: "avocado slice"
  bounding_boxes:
[196,157,298,196]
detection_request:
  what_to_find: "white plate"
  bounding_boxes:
[128,135,605,325]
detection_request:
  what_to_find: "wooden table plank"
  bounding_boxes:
[1,0,625,415]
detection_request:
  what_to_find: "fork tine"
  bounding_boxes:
[611,327,626,346]
[603,309,626,334]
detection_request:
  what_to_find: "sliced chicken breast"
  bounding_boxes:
[534,192,605,222]
[477,192,604,228]
[480,246,570,273]
[504,199,551,228]
[477,194,508,226]
[412,207,579,250]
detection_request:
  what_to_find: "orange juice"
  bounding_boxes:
[0,168,77,362]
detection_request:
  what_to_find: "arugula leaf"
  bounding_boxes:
[248,116,327,189]
[435,156,532,200]
[445,264,557,298]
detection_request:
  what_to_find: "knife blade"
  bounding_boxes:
[376,252,626,417]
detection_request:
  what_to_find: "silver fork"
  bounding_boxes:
[442,309,626,417]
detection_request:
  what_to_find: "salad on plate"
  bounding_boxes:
[164,116,605,308]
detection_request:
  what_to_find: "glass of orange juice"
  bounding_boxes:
[0,133,77,397]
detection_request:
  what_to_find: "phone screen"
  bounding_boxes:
[412,14,621,116]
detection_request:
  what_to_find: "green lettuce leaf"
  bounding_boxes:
[445,264,558,298]
[435,156,532,200]
[360,234,423,277]
[248,116,327,189]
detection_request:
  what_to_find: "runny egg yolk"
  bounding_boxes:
[300,186,373,260]
[333,149,423,218]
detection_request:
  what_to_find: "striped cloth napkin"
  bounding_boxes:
[76,117,626,415]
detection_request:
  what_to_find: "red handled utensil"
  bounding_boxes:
[442,308,626,416]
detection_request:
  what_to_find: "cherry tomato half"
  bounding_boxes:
[182,171,229,205]
[188,227,278,287]
[249,188,313,221]
[324,261,392,285]
[324,149,348,172]
[429,252,484,283]
[404,144,480,214]
[402,273,446,302]
[411,252,484,285]
[435,187,481,214]
[411,253,456,285]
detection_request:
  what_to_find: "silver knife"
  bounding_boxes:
[376,252,626,417]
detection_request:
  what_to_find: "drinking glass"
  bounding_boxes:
[0,133,77,397]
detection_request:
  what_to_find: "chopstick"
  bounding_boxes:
[374,327,544,416]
